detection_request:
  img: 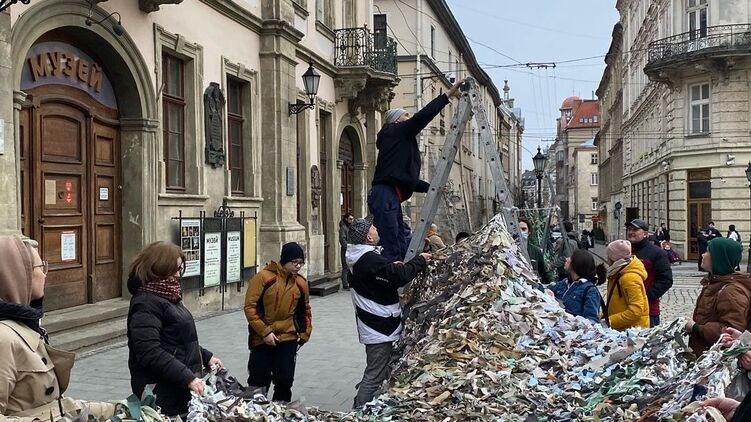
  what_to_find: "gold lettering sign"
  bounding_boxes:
[27,50,103,93]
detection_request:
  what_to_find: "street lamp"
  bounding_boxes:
[532,146,547,208]
[289,61,321,115]
[745,162,751,272]
[614,201,622,241]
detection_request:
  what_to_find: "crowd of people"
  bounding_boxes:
[2,73,749,420]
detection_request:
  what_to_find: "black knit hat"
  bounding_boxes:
[349,217,374,245]
[280,242,305,265]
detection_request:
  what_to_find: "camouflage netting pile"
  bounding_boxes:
[189,214,748,422]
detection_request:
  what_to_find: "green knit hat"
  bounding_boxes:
[707,237,743,275]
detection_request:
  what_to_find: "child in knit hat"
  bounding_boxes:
[243,242,312,402]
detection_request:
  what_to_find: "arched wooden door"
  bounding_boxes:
[339,129,355,216]
[19,86,121,311]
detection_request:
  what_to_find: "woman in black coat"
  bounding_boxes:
[126,241,223,417]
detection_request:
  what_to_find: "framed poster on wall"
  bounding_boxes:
[180,219,202,278]
[226,231,242,282]
[203,232,222,287]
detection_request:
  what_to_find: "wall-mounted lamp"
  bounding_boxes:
[85,2,125,36]
[289,61,321,115]
[0,0,30,13]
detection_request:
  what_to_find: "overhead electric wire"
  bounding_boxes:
[446,0,610,41]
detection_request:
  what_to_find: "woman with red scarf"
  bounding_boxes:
[126,241,223,417]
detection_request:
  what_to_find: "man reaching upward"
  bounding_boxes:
[369,79,465,261]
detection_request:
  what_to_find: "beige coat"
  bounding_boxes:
[426,231,446,251]
[0,320,115,422]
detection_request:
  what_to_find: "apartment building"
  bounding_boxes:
[614,0,751,261]
[0,0,398,316]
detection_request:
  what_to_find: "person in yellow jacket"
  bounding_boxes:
[604,239,650,330]
[244,242,312,403]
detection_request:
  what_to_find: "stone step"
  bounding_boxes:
[48,316,127,355]
[43,298,130,335]
[310,280,340,297]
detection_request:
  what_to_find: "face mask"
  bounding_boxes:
[520,232,529,240]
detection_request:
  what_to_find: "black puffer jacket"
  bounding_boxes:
[372,94,450,201]
[126,274,212,416]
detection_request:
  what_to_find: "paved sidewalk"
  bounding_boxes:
[66,291,364,411]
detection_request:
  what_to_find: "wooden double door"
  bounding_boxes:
[20,85,122,311]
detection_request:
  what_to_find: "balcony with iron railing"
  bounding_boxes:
[333,27,398,112]
[646,24,751,76]
[334,27,397,75]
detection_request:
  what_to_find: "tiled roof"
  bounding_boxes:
[565,100,600,130]
[561,96,582,110]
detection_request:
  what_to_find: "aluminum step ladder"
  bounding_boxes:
[405,77,525,261]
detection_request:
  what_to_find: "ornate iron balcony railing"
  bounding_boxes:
[335,27,397,75]
[647,23,751,65]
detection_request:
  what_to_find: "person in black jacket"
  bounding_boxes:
[657,223,670,242]
[127,241,223,417]
[345,217,431,408]
[369,79,465,261]
[626,219,674,327]
[339,213,354,290]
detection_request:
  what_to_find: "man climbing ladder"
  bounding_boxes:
[369,78,466,262]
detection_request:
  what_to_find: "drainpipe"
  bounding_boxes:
[411,0,424,222]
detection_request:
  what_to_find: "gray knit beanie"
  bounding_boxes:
[385,108,407,124]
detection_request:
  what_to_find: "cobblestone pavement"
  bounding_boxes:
[66,292,364,411]
[65,247,705,412]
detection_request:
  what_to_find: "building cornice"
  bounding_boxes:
[199,0,263,34]
[425,0,502,107]
[596,23,623,98]
[296,48,337,78]
[398,54,451,86]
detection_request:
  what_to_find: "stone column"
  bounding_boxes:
[0,11,20,235]
[354,163,368,217]
[364,109,378,192]
[258,0,306,265]
[120,118,160,292]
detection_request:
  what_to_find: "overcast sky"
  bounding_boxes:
[448,0,620,170]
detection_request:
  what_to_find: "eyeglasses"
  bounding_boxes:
[34,261,49,275]
[290,259,305,267]
[178,261,186,276]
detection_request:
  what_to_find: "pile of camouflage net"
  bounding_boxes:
[188,214,748,421]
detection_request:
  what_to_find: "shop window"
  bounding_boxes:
[223,57,259,198]
[156,25,204,195]
[163,53,186,191]
[227,78,247,194]
[687,0,708,39]
[343,0,356,28]
[430,26,435,58]
[374,14,388,49]
[317,0,334,29]
[689,83,710,134]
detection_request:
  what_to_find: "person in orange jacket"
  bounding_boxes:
[244,242,312,402]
